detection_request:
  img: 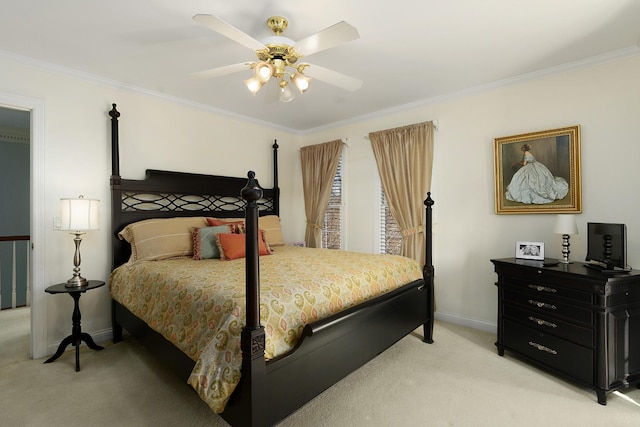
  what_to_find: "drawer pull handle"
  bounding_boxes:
[528,299,557,310]
[528,284,557,293]
[529,341,558,355]
[528,316,557,328]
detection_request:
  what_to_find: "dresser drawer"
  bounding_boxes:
[504,289,593,326]
[501,274,593,305]
[504,320,593,384]
[503,303,593,348]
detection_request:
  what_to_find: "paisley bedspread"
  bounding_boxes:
[109,245,423,413]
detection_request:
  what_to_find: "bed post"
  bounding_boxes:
[272,140,280,216]
[423,192,435,344]
[109,103,123,343]
[109,104,120,178]
[229,171,266,426]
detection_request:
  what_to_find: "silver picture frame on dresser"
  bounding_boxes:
[515,241,544,260]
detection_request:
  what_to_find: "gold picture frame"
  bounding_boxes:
[494,125,581,214]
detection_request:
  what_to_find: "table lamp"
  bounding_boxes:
[60,196,99,287]
[554,214,578,264]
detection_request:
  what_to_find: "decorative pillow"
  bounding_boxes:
[215,230,272,260]
[192,225,232,260]
[118,217,207,262]
[258,215,285,246]
[206,216,285,246]
[206,217,244,234]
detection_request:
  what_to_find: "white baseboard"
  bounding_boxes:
[435,311,497,334]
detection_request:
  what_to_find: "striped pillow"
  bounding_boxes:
[258,215,285,246]
[118,217,208,262]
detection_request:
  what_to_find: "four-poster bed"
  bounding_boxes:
[108,104,435,426]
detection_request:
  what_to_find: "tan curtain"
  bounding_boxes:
[370,121,434,264]
[300,140,343,248]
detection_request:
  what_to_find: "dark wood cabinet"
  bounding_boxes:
[492,258,640,404]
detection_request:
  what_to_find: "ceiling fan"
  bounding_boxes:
[190,14,363,102]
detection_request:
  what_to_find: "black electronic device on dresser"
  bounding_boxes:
[492,258,640,404]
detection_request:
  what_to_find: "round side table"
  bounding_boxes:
[44,280,105,372]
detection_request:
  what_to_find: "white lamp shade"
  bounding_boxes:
[60,197,99,231]
[291,72,311,93]
[253,61,274,83]
[244,77,264,95]
[554,214,578,235]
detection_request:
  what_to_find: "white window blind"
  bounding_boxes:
[322,155,342,249]
[379,189,402,255]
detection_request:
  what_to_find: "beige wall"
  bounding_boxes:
[300,55,640,330]
[1,53,638,356]
[0,55,301,357]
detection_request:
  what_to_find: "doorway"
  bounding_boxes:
[0,106,30,359]
[0,93,46,359]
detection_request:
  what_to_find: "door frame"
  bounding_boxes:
[0,92,46,358]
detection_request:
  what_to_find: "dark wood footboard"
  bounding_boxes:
[262,279,428,425]
[111,277,429,426]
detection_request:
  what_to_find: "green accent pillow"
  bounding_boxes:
[192,225,231,260]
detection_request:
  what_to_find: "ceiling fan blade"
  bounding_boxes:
[193,14,266,51]
[294,21,359,57]
[189,62,250,80]
[304,64,363,92]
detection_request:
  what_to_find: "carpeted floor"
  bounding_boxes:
[1,307,639,426]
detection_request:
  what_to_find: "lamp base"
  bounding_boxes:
[66,275,88,288]
[560,234,572,264]
[66,232,88,288]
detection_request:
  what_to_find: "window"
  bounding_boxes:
[379,188,402,255]
[322,154,342,249]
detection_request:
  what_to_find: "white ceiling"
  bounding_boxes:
[1,0,639,133]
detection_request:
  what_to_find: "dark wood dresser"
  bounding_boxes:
[492,258,640,404]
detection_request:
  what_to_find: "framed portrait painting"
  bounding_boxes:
[494,125,582,214]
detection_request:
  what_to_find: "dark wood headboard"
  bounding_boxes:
[108,104,280,268]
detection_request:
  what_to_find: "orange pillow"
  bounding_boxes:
[206,218,244,234]
[215,231,272,260]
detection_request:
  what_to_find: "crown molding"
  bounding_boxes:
[0,50,301,135]
[302,46,640,135]
[2,46,639,136]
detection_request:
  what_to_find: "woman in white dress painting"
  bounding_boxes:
[506,143,568,204]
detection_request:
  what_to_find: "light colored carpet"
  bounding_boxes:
[1,307,639,426]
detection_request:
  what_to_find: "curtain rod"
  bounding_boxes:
[363,120,439,139]
[298,139,349,151]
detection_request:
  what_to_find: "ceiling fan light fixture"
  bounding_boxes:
[244,77,264,95]
[271,58,287,78]
[278,80,295,103]
[291,72,312,94]
[191,14,362,102]
[254,61,274,82]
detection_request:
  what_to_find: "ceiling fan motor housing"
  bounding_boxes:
[257,16,301,77]
[257,46,300,76]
